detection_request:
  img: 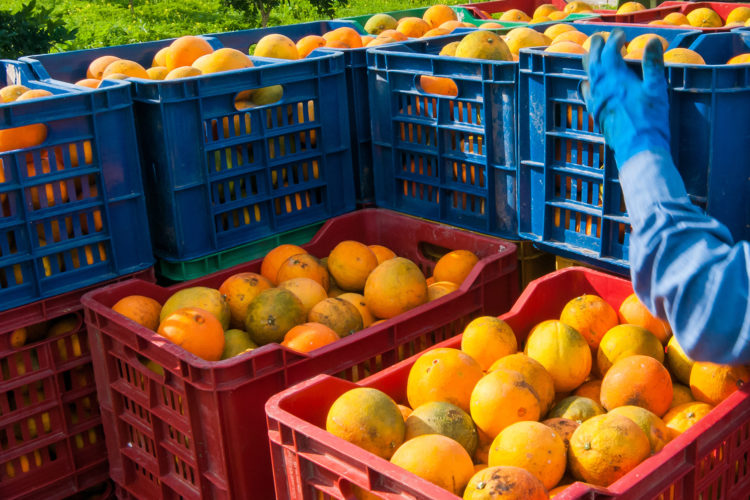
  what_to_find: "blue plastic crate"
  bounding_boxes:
[367,33,520,239]
[518,27,749,274]
[0,60,152,310]
[23,36,356,262]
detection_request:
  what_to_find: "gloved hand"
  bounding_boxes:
[581,29,671,169]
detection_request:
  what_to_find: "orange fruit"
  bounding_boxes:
[670,383,695,408]
[432,249,479,285]
[405,401,478,456]
[663,12,691,25]
[662,401,714,439]
[364,257,427,318]
[396,17,431,38]
[547,395,605,423]
[366,36,398,48]
[112,295,162,331]
[17,89,52,101]
[221,329,257,359]
[559,294,619,351]
[541,417,579,451]
[504,27,551,56]
[478,22,504,29]
[296,35,327,58]
[461,316,517,371]
[87,55,120,79]
[165,66,202,80]
[489,353,555,416]
[1,84,30,103]
[568,413,651,486]
[564,1,593,13]
[664,48,706,65]
[261,244,308,284]
[470,368,542,439]
[0,120,47,152]
[390,434,474,495]
[427,281,459,301]
[617,1,646,14]
[407,347,484,413]
[277,277,327,316]
[418,75,458,97]
[327,240,378,292]
[499,9,532,22]
[600,355,673,417]
[618,293,671,343]
[193,48,252,74]
[524,320,592,392]
[574,378,602,405]
[422,27,451,38]
[157,307,225,361]
[322,27,363,49]
[423,5,457,29]
[152,46,170,67]
[276,253,329,291]
[281,322,339,353]
[464,466,548,500]
[665,335,694,385]
[689,362,750,406]
[364,13,398,35]
[488,420,566,490]
[337,293,375,328]
[308,297,363,337]
[544,24,577,40]
[326,387,405,459]
[103,59,149,79]
[438,20,465,33]
[552,30,588,46]
[397,404,412,421]
[608,405,671,454]
[75,78,102,88]
[368,244,396,264]
[535,4,560,17]
[244,288,306,345]
[596,324,664,376]
[218,272,273,329]
[378,29,408,42]
[160,286,231,330]
[545,42,587,55]
[166,36,214,70]
[145,67,169,80]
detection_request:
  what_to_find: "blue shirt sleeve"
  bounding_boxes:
[619,149,750,365]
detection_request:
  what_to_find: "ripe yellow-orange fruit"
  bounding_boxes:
[547,395,605,423]
[534,4,559,18]
[728,54,750,65]
[112,295,162,331]
[427,280,459,301]
[277,277,327,316]
[326,387,405,459]
[600,355,673,417]
[568,413,651,486]
[337,292,375,328]
[260,244,307,284]
[564,1,594,13]
[145,67,168,80]
[663,401,714,439]
[193,48,253,74]
[687,7,723,28]
[663,12,691,25]
[617,1,646,14]
[296,35,327,58]
[157,307,225,361]
[664,48,706,65]
[390,434,474,495]
[164,66,202,80]
[689,362,750,406]
[544,24,577,40]
[670,383,695,408]
[87,55,120,79]
[327,240,378,291]
[404,401,478,456]
[407,347,484,413]
[368,244,396,264]
[396,17,432,38]
[727,6,750,24]
[488,421,566,490]
[276,253,330,291]
[165,36,214,71]
[460,316,517,371]
[542,417,579,451]
[364,257,427,318]
[470,368,542,439]
[666,335,694,385]
[489,353,555,416]
[574,378,602,405]
[152,46,170,67]
[102,60,149,79]
[499,9,532,22]
[618,293,671,343]
[545,42,587,55]
[308,297,363,337]
[255,34,300,59]
[608,405,671,454]
[423,4,457,29]
[560,294,618,351]
[524,320,592,392]
[455,31,513,61]
[596,324,664,375]
[505,27,552,56]
[552,30,588,46]
[464,466,548,500]
[432,249,479,285]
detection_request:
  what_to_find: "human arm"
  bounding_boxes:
[583,31,750,364]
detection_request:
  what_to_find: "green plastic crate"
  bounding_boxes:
[340,6,482,31]
[157,222,324,282]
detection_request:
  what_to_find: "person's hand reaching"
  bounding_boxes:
[581,29,671,168]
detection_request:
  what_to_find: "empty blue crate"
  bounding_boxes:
[0,60,152,310]
[515,24,750,274]
[367,33,519,239]
[23,35,355,262]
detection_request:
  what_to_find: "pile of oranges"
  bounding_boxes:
[111,242,479,363]
[325,292,750,498]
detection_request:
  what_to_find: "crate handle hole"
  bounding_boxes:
[416,75,458,98]
[234,85,284,111]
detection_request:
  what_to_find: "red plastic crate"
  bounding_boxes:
[81,208,519,500]
[266,267,750,500]
[460,0,682,23]
[0,268,153,500]
[660,1,750,31]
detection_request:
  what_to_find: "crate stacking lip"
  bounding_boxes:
[0,267,153,500]
[266,266,750,500]
[80,208,519,500]
[517,25,750,273]
[367,32,521,239]
[0,60,153,311]
[22,34,356,263]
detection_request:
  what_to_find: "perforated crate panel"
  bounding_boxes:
[0,312,108,500]
[369,35,519,239]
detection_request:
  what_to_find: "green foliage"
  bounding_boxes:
[223,0,346,27]
[0,0,77,58]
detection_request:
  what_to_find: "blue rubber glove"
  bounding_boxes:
[581,29,672,169]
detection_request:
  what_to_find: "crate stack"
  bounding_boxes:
[0,59,153,499]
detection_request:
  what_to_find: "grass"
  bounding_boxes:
[3,0,466,51]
